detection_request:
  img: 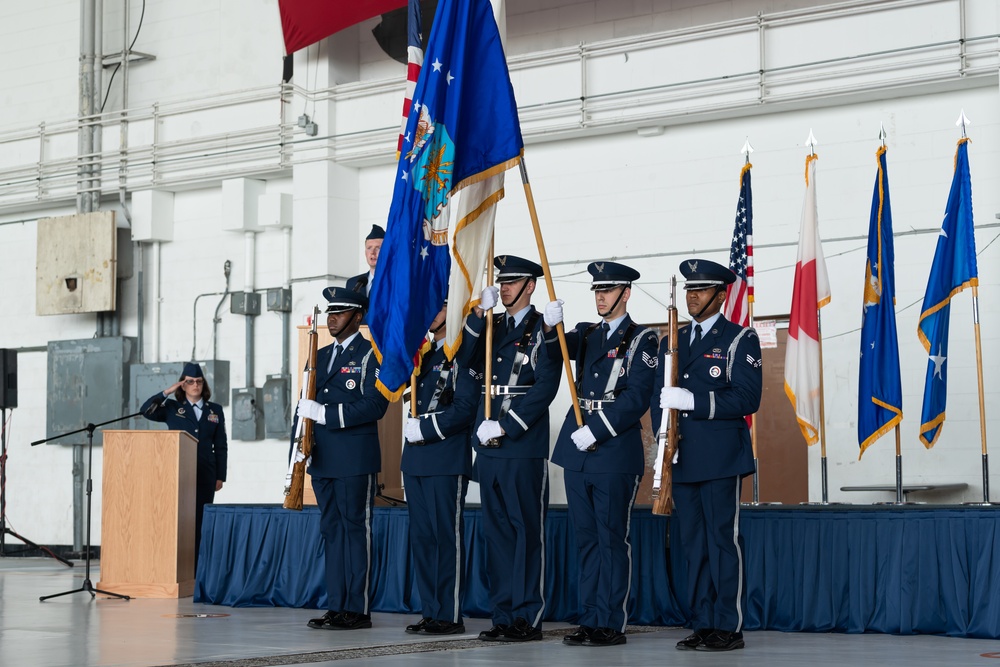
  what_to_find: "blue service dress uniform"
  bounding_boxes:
[345,273,373,324]
[550,316,659,632]
[139,392,228,562]
[402,344,478,625]
[650,315,762,635]
[292,334,389,616]
[457,306,560,630]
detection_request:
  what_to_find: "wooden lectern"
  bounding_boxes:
[98,430,197,598]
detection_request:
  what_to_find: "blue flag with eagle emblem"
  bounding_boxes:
[917,138,978,448]
[858,146,902,458]
[368,0,523,400]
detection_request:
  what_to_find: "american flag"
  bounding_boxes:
[397,0,424,156]
[724,162,754,326]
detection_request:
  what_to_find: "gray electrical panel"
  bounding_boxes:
[262,374,290,439]
[232,387,264,441]
[266,288,292,312]
[127,360,231,430]
[46,337,136,446]
[231,292,261,316]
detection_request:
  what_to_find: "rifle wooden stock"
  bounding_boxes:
[652,278,680,516]
[283,306,320,511]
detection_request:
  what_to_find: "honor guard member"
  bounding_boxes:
[650,259,762,652]
[140,362,228,565]
[401,302,479,636]
[346,224,384,297]
[456,255,561,643]
[543,261,659,648]
[296,287,389,631]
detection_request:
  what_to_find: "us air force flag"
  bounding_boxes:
[858,146,902,458]
[368,0,524,400]
[917,138,978,448]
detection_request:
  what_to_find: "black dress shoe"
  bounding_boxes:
[695,630,744,651]
[423,620,466,635]
[562,625,595,646]
[582,627,626,647]
[478,623,509,641]
[499,617,542,642]
[307,611,342,630]
[333,611,373,631]
[676,628,714,650]
[405,617,431,634]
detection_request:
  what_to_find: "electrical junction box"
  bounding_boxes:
[231,292,261,316]
[266,288,292,313]
[262,374,290,439]
[231,387,264,441]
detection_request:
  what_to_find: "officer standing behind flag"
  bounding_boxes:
[542,261,659,648]
[401,302,479,636]
[650,259,762,652]
[456,255,561,643]
[346,225,384,297]
[295,287,389,631]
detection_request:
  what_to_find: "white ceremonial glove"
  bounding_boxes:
[571,425,597,452]
[479,285,499,311]
[404,417,424,443]
[660,387,695,411]
[476,419,504,444]
[543,299,564,327]
[297,398,327,425]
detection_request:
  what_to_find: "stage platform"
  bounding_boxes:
[196,503,1000,639]
[5,559,1000,667]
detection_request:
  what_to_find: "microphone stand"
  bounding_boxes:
[31,411,144,602]
[0,408,72,565]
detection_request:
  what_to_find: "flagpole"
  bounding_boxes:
[749,301,760,505]
[518,157,584,428]
[410,374,418,418]
[484,239,495,420]
[894,425,903,504]
[972,285,992,503]
[817,309,829,504]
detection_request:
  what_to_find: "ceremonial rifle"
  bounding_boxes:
[651,276,679,516]
[283,305,320,511]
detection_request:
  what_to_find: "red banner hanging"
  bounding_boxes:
[278,0,407,54]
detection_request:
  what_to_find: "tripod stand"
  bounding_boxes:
[0,407,72,565]
[31,412,144,602]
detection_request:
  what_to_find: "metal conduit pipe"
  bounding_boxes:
[244,232,256,386]
[152,240,161,361]
[281,227,291,377]
[78,0,95,216]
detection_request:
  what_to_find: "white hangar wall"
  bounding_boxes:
[0,0,997,544]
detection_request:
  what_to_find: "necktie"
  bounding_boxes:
[694,324,703,343]
[601,322,610,339]
[328,344,344,373]
[507,317,516,334]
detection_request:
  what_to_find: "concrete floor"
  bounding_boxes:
[2,558,998,667]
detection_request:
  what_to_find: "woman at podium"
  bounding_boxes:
[139,362,228,565]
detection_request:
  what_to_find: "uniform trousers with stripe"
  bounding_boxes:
[312,474,377,615]
[673,476,745,633]
[403,473,469,623]
[563,470,640,631]
[476,456,548,628]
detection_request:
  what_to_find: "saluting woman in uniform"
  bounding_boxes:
[139,362,228,565]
